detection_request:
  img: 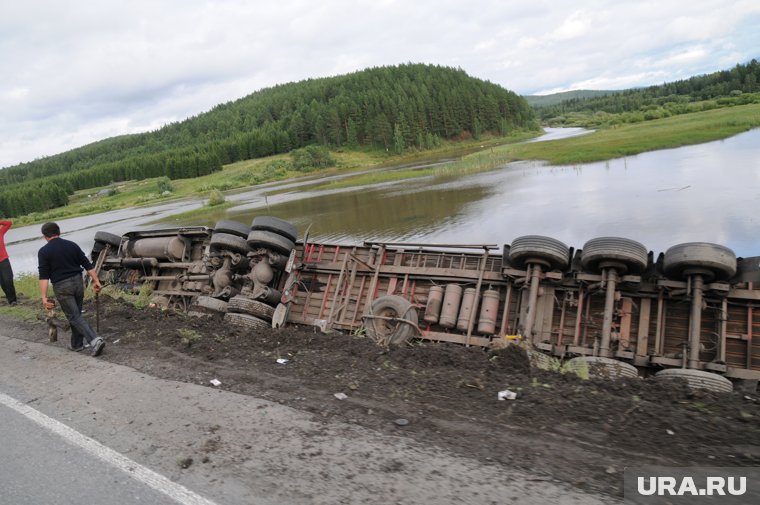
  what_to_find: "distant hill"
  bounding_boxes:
[524,90,622,107]
[0,63,536,218]
[532,59,760,124]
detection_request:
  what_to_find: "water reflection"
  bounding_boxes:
[228,177,491,244]
[224,128,760,257]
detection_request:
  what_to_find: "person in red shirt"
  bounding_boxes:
[0,219,18,306]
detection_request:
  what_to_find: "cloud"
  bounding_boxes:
[1,0,759,167]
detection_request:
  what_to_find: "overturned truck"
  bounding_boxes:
[92,217,760,393]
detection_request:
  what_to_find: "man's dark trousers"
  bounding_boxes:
[0,258,16,305]
[52,274,97,349]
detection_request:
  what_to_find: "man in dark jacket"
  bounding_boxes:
[38,222,105,356]
[0,219,17,306]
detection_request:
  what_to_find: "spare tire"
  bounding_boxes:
[227,296,275,321]
[655,368,733,393]
[508,235,570,270]
[214,219,250,238]
[565,356,639,380]
[663,242,737,281]
[247,230,295,255]
[223,312,272,332]
[365,295,418,346]
[210,233,250,254]
[251,216,298,242]
[94,231,122,248]
[581,237,648,274]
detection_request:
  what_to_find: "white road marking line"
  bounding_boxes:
[0,392,220,505]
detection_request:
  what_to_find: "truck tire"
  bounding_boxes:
[663,242,737,281]
[565,356,639,379]
[581,237,648,274]
[223,312,271,332]
[210,233,250,254]
[214,219,250,238]
[94,231,122,248]
[655,368,733,393]
[250,216,298,242]
[365,295,418,346]
[508,235,570,270]
[247,230,295,255]
[227,296,275,321]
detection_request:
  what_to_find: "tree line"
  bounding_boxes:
[534,59,760,124]
[0,63,536,218]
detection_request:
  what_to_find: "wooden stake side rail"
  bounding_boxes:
[282,242,760,379]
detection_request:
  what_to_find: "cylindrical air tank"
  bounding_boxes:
[477,289,500,335]
[424,285,444,324]
[438,284,462,328]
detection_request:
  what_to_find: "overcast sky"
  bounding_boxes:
[1,0,759,168]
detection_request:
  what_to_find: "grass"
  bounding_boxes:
[178,328,202,347]
[510,103,760,165]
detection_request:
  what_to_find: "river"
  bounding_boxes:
[5,127,760,275]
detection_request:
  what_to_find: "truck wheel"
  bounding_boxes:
[508,235,570,270]
[94,231,122,248]
[223,312,271,332]
[247,230,295,255]
[581,237,648,274]
[227,296,275,321]
[663,242,737,281]
[214,219,250,238]
[365,295,418,346]
[251,216,298,242]
[655,368,733,393]
[565,356,639,379]
[210,233,250,254]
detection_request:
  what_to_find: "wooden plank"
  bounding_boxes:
[619,297,633,349]
[636,298,651,356]
[419,330,492,347]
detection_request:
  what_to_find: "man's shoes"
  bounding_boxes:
[91,338,106,357]
[69,345,84,352]
[9,301,17,306]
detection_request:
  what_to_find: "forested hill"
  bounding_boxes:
[524,90,621,107]
[0,63,535,218]
[533,59,760,124]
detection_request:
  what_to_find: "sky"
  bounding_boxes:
[1,0,759,169]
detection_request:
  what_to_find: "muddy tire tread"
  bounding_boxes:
[227,296,275,321]
[223,312,271,332]
[655,368,733,393]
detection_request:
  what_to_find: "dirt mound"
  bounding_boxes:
[6,294,760,497]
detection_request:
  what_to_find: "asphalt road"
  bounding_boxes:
[0,401,183,505]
